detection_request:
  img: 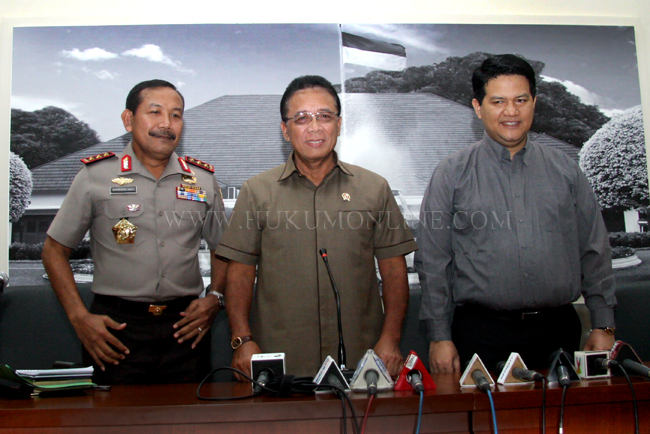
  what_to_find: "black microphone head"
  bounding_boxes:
[327,373,344,390]
[621,359,650,379]
[471,370,491,393]
[319,248,327,257]
[495,361,507,376]
[407,370,424,393]
[364,369,379,385]
[556,365,571,387]
[253,369,273,395]
[364,369,379,395]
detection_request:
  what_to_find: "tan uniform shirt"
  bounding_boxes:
[216,152,418,376]
[48,142,225,302]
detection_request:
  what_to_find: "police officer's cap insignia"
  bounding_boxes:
[81,152,115,165]
[185,156,214,173]
[182,175,197,184]
[111,177,134,186]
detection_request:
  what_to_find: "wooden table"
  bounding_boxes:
[1,372,648,433]
[474,374,650,434]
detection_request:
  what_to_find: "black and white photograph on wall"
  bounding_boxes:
[8,23,646,286]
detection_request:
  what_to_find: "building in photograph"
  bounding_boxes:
[13,93,579,244]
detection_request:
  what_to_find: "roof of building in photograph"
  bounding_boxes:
[29,93,580,197]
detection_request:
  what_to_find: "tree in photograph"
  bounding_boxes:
[533,80,610,146]
[344,52,608,146]
[579,105,646,212]
[9,151,33,222]
[11,106,100,169]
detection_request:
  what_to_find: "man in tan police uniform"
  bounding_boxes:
[42,79,227,385]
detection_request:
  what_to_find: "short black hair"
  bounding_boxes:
[125,79,184,114]
[280,75,341,121]
[472,54,536,104]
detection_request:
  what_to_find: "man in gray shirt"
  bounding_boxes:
[415,54,616,373]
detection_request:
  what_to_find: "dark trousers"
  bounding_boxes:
[84,294,211,385]
[451,303,582,372]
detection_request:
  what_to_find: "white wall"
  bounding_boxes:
[1,0,649,273]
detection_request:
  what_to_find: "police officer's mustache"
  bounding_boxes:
[149,129,176,140]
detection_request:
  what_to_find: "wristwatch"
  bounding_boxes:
[207,290,225,308]
[231,335,253,349]
[596,327,616,335]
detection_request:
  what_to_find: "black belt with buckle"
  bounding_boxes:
[458,303,573,322]
[93,294,197,317]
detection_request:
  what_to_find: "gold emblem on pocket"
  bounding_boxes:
[112,218,137,244]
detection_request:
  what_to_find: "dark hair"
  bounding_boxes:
[472,54,536,104]
[280,75,341,121]
[125,79,184,114]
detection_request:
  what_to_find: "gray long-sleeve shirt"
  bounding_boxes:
[415,133,616,342]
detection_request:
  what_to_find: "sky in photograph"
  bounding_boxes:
[12,23,641,142]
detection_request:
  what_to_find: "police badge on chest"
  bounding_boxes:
[112,218,137,244]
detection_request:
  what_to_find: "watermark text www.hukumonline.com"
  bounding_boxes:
[161,210,513,230]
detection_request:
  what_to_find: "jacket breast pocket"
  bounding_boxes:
[96,200,145,246]
[170,199,208,248]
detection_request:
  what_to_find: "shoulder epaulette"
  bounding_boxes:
[80,152,116,165]
[185,156,214,173]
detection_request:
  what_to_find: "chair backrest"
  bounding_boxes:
[615,281,650,361]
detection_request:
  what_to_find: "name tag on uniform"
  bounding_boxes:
[176,185,207,203]
[110,186,137,194]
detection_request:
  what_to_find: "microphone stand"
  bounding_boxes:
[319,248,353,381]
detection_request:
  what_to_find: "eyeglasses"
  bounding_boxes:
[284,111,339,125]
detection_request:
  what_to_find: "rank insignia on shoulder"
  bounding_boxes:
[121,155,132,172]
[81,152,115,165]
[185,156,214,173]
[178,157,192,173]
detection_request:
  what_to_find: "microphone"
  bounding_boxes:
[253,369,272,395]
[546,348,579,384]
[595,357,618,370]
[556,365,572,387]
[472,370,491,393]
[513,367,544,382]
[407,370,424,393]
[364,369,379,396]
[313,355,350,393]
[496,360,544,382]
[621,359,650,379]
[319,248,347,372]
[394,351,436,392]
[327,373,345,390]
[250,353,285,394]
[349,349,395,393]
[610,341,649,379]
